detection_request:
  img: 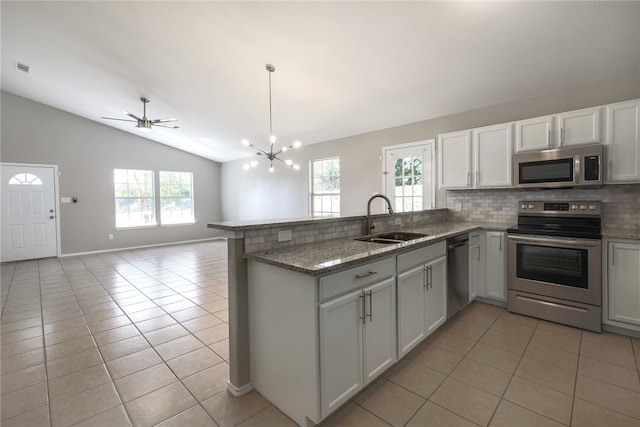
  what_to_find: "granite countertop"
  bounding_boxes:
[245,221,507,276]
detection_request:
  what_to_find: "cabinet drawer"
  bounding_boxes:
[319,257,395,302]
[397,241,446,273]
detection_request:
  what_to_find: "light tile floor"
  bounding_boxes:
[2,240,640,426]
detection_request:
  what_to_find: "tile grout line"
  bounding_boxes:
[38,259,55,427]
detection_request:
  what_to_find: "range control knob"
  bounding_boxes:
[571,205,577,210]
[521,203,527,209]
[589,204,596,210]
[528,204,534,209]
[580,204,587,210]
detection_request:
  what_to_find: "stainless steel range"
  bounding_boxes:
[506,201,602,332]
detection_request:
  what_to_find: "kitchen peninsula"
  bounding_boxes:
[208,210,506,426]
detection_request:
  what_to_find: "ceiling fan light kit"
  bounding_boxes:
[102,97,179,132]
[242,64,301,172]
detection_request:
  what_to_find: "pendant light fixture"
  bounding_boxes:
[242,64,301,172]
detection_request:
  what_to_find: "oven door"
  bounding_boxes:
[507,234,601,306]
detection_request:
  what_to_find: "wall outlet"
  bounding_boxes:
[394,217,402,226]
[412,216,420,223]
[108,234,114,240]
[277,230,293,242]
[455,202,463,212]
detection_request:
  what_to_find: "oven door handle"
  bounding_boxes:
[507,235,601,247]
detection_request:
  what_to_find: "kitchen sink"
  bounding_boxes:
[356,231,429,244]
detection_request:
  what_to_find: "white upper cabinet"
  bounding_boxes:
[514,115,554,152]
[473,123,513,188]
[605,100,640,184]
[438,130,472,189]
[555,106,601,147]
[438,124,512,190]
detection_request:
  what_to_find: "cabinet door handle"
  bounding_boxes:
[359,294,366,324]
[560,127,564,145]
[609,160,612,181]
[476,171,479,185]
[499,235,502,252]
[467,172,471,187]
[423,266,428,289]
[367,291,373,322]
[548,128,551,147]
[355,271,377,280]
[611,246,615,266]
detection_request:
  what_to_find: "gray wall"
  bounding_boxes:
[221,73,640,221]
[1,91,223,255]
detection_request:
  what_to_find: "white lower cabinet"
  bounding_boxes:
[469,232,484,301]
[484,231,506,301]
[319,275,396,418]
[606,240,640,329]
[397,242,447,357]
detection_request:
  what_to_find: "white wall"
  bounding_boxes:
[1,91,223,255]
[221,73,640,221]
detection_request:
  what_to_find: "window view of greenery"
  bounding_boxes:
[394,156,423,212]
[114,169,155,228]
[311,158,340,217]
[160,171,194,225]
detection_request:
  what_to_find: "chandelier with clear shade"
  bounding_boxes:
[242,64,301,172]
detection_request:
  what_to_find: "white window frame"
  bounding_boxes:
[381,140,435,212]
[159,171,195,226]
[309,157,340,217]
[114,169,156,229]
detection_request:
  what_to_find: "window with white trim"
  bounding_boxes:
[159,171,194,225]
[114,169,155,228]
[310,157,340,217]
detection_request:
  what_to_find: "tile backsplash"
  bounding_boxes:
[242,184,639,253]
[446,184,640,232]
[243,209,448,253]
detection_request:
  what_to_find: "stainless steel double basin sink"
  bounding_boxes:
[355,231,429,245]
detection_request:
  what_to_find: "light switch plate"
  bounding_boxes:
[455,202,463,212]
[61,197,72,204]
[394,218,402,226]
[278,230,293,242]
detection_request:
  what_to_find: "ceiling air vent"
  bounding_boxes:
[14,62,31,74]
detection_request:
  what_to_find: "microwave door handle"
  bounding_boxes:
[574,156,581,184]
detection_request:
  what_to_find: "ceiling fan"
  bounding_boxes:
[101,97,179,132]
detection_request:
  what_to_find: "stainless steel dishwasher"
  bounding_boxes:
[447,234,469,318]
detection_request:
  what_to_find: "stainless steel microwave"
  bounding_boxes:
[514,144,603,189]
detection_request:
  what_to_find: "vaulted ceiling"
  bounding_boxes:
[2,1,639,162]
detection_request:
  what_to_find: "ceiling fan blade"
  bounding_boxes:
[101,117,137,122]
[150,118,177,124]
[153,124,180,129]
[123,112,142,121]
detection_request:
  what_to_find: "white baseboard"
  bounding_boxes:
[226,380,254,397]
[59,237,226,258]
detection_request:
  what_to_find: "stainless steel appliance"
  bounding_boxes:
[507,201,602,332]
[514,144,603,189]
[447,234,469,318]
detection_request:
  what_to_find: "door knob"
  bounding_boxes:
[49,215,55,219]
[50,209,54,213]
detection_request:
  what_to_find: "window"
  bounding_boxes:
[9,173,43,185]
[114,169,155,228]
[383,140,434,212]
[310,157,340,217]
[159,171,194,225]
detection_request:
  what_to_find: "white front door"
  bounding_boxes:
[1,164,58,262]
